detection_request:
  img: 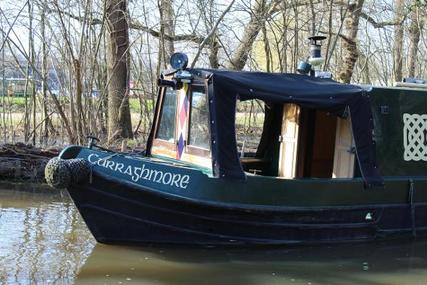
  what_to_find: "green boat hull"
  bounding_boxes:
[59,146,427,245]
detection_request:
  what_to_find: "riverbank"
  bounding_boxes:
[0,143,59,182]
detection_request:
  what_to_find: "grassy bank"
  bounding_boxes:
[0,95,149,113]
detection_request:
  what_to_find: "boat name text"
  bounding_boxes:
[88,154,190,189]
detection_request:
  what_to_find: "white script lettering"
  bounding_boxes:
[87,153,191,189]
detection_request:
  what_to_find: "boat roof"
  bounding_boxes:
[193,69,364,107]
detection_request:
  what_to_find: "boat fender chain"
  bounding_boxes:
[45,157,91,189]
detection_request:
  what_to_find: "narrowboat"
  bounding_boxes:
[46,49,427,245]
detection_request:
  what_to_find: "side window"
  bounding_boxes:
[189,86,210,149]
[156,88,177,142]
[236,100,265,155]
[151,84,211,169]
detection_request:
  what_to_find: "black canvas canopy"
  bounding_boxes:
[193,69,383,187]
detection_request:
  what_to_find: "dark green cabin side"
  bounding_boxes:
[370,86,427,177]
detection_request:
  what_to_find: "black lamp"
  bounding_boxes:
[170,53,188,70]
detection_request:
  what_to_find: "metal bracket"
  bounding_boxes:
[408,179,417,238]
[347,146,356,154]
[87,136,100,149]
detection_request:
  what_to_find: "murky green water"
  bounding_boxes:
[1,183,427,285]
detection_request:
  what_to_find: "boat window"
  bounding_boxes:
[189,86,210,149]
[151,84,212,170]
[156,88,177,142]
[237,100,277,176]
[236,100,265,155]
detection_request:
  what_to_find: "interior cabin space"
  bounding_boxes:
[275,104,355,179]
[236,101,356,179]
[150,84,357,180]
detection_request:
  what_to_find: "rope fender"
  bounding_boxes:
[45,157,91,189]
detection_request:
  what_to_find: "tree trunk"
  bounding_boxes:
[41,0,49,145]
[262,25,272,72]
[23,47,30,143]
[158,0,175,72]
[69,62,77,141]
[29,0,37,145]
[106,0,133,141]
[408,6,424,78]
[208,38,220,68]
[337,0,365,83]
[74,59,84,143]
[393,0,405,82]
[1,20,5,143]
[280,6,288,73]
[292,3,299,73]
[161,0,175,59]
[227,0,269,70]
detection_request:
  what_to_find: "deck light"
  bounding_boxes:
[170,53,188,70]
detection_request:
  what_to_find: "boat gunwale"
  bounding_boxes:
[82,169,427,213]
[64,145,427,184]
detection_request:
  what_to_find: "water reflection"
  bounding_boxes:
[2,183,427,285]
[77,241,427,285]
[0,183,95,285]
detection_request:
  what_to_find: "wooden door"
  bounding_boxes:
[279,104,300,178]
[332,117,355,178]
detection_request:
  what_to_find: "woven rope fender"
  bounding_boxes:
[67,158,91,184]
[45,157,91,188]
[45,157,71,189]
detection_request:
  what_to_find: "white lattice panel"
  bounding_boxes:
[403,113,427,161]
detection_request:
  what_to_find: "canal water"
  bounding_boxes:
[1,183,427,285]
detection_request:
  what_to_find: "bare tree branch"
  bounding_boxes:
[360,12,402,28]
[0,2,27,53]
[190,0,236,68]
[334,1,405,28]
[45,5,205,44]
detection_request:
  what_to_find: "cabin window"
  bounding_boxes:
[236,100,273,175]
[156,88,177,142]
[189,86,210,149]
[151,84,212,170]
[236,100,265,155]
